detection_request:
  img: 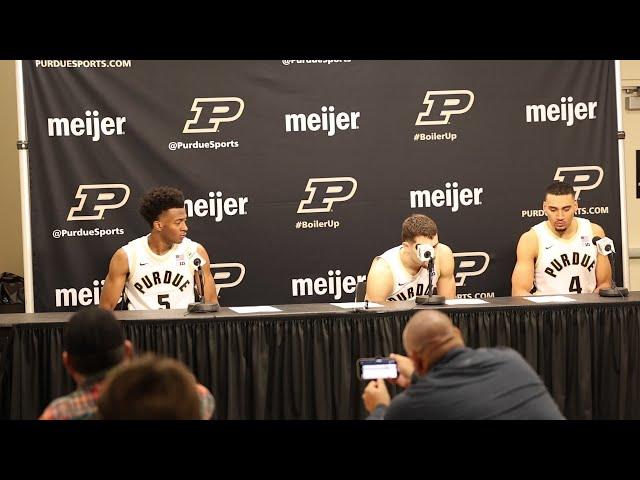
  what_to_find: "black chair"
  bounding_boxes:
[354,281,367,302]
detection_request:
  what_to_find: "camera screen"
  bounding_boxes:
[359,359,398,380]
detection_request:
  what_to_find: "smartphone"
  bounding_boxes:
[356,357,398,381]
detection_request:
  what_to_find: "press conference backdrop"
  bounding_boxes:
[22,60,622,312]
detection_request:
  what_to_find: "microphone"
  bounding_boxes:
[416,243,435,262]
[592,236,615,256]
[591,236,629,297]
[415,244,445,305]
[187,255,220,313]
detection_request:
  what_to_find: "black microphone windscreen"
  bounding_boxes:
[592,236,601,243]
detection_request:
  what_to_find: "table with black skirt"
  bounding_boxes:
[1,292,638,420]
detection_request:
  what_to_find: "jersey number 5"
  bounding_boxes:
[158,294,171,309]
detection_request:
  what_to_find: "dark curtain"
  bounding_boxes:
[3,304,640,420]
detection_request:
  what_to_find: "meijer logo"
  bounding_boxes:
[415,90,474,126]
[67,184,130,221]
[184,191,249,223]
[291,269,367,300]
[285,106,360,136]
[56,279,105,307]
[410,182,483,213]
[298,177,357,213]
[48,110,126,141]
[183,97,244,133]
[553,166,603,200]
[525,97,597,126]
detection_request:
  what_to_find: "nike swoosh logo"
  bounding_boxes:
[139,262,148,266]
[545,246,553,250]
[398,282,410,287]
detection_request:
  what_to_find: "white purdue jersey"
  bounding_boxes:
[533,218,598,295]
[122,235,200,310]
[378,246,439,302]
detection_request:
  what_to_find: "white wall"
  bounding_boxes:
[621,61,640,290]
[0,60,22,276]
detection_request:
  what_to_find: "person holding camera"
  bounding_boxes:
[361,310,564,420]
[100,186,218,310]
[365,214,456,303]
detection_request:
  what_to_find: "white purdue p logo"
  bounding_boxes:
[183,97,245,133]
[297,177,358,213]
[67,184,130,221]
[453,252,490,287]
[211,263,246,293]
[553,166,603,200]
[415,90,474,126]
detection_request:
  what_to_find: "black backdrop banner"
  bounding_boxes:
[22,60,622,312]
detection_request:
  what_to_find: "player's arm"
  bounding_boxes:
[591,223,612,292]
[196,244,219,304]
[511,230,537,296]
[99,248,129,310]
[365,257,394,304]
[435,243,456,299]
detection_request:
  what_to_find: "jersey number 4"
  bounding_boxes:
[569,276,582,294]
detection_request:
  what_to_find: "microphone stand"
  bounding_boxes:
[196,265,205,302]
[599,251,629,297]
[352,280,370,312]
[416,257,445,305]
[188,263,220,313]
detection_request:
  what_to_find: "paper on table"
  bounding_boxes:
[523,296,577,303]
[229,306,283,313]
[331,302,384,309]
[445,298,489,305]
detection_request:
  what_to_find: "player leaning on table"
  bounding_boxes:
[511,181,611,296]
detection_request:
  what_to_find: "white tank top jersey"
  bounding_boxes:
[122,235,201,310]
[532,218,598,295]
[378,246,439,302]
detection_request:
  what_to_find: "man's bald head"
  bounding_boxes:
[403,310,464,372]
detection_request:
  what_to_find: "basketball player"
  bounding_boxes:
[511,181,611,296]
[365,214,456,303]
[100,186,218,310]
